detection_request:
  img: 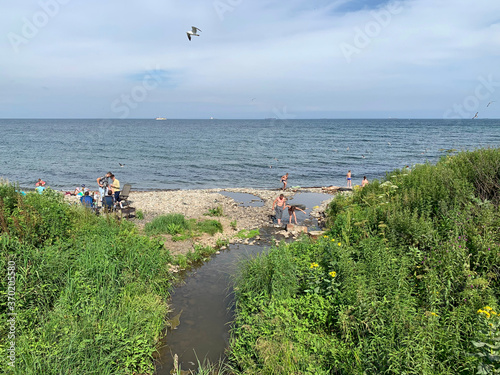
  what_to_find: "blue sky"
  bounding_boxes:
[1,0,499,119]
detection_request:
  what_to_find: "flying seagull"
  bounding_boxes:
[472,112,478,119]
[186,26,202,41]
[119,163,125,167]
[487,101,495,107]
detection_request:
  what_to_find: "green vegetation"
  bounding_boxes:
[0,186,173,374]
[145,213,223,239]
[230,220,238,230]
[205,206,224,217]
[173,244,219,268]
[228,148,500,374]
[136,209,144,220]
[236,229,260,239]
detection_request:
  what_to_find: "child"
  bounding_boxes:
[287,205,306,224]
[346,170,352,188]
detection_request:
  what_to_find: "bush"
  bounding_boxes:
[229,148,500,374]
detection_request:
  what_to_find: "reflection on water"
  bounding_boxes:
[287,192,331,228]
[154,244,267,374]
[218,191,265,207]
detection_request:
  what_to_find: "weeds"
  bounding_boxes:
[205,206,224,217]
[229,148,500,374]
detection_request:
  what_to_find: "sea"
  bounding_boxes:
[1,118,499,191]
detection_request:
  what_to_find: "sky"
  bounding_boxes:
[1,0,500,119]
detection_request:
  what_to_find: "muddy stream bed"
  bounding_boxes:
[154,192,331,374]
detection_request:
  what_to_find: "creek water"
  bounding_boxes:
[218,191,265,207]
[154,192,331,374]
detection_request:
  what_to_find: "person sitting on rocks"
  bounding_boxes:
[102,190,114,212]
[80,191,94,209]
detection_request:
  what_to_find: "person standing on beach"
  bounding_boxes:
[361,176,369,187]
[109,174,121,203]
[281,173,289,190]
[96,172,112,204]
[272,194,287,226]
[346,170,352,188]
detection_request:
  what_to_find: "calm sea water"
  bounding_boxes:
[1,119,499,191]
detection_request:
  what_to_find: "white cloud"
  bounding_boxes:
[1,0,499,118]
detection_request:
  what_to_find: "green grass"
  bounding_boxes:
[0,187,174,374]
[228,148,500,375]
[236,229,260,239]
[145,214,223,239]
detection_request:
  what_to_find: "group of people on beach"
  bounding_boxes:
[79,171,121,210]
[34,172,122,212]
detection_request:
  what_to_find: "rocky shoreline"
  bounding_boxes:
[65,186,350,255]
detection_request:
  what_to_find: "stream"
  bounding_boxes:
[154,192,332,374]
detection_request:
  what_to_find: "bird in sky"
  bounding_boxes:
[472,112,478,119]
[119,163,125,167]
[487,101,495,107]
[186,26,202,41]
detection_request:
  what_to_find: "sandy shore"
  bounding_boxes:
[65,187,347,254]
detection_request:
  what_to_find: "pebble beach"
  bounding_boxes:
[64,186,342,254]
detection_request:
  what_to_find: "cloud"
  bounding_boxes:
[1,0,499,118]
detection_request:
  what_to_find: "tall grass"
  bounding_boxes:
[229,148,500,374]
[145,213,223,237]
[0,187,173,374]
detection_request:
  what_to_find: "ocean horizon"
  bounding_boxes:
[1,118,499,192]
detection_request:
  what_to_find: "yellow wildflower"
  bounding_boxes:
[430,312,438,317]
[484,306,493,311]
[329,271,337,278]
[478,309,491,319]
[323,235,328,238]
[338,242,341,246]
[310,262,319,269]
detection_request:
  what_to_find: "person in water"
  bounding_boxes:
[272,193,287,225]
[361,176,369,187]
[287,205,306,225]
[281,173,288,190]
[346,170,352,188]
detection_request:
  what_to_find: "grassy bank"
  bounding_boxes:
[228,148,500,374]
[0,186,219,374]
